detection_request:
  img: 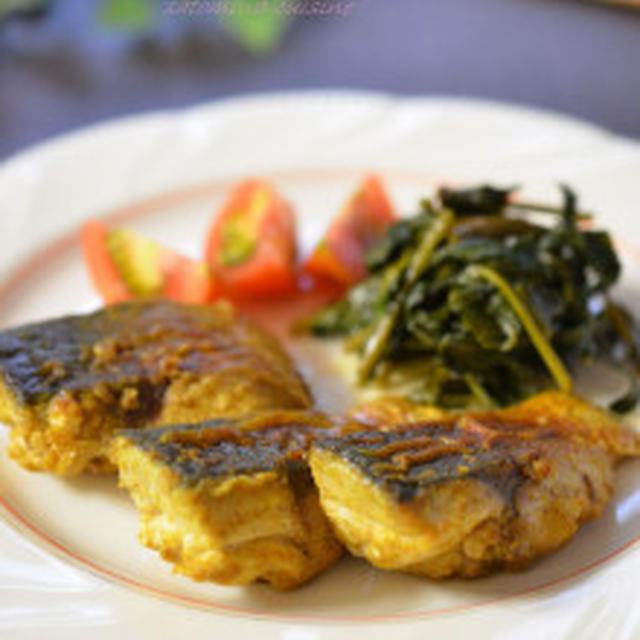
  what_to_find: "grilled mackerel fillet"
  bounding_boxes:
[310,392,640,579]
[111,411,353,590]
[0,301,311,475]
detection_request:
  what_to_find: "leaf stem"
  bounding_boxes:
[508,200,592,220]
[357,208,455,382]
[465,264,573,393]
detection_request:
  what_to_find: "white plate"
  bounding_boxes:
[2,91,640,640]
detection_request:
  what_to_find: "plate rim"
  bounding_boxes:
[3,90,640,638]
[1,166,640,624]
[1,88,630,170]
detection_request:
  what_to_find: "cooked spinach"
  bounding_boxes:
[310,184,638,411]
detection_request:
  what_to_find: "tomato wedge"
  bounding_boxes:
[80,220,217,305]
[161,253,217,304]
[80,220,133,304]
[303,174,396,287]
[205,179,298,299]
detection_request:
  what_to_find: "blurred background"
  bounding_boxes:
[1,0,640,159]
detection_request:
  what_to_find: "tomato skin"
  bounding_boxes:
[80,220,132,304]
[161,253,218,304]
[205,179,298,299]
[303,174,396,287]
[302,244,351,292]
[81,220,217,306]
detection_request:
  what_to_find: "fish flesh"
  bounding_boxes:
[111,410,351,589]
[310,392,640,578]
[0,301,311,475]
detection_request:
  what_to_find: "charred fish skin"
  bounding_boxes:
[310,393,635,579]
[312,425,528,505]
[0,301,312,475]
[111,411,345,590]
[116,410,336,484]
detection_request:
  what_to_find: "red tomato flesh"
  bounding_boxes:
[303,174,396,288]
[81,220,216,305]
[80,220,132,304]
[205,179,298,299]
[161,253,217,304]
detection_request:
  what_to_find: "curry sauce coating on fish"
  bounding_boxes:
[310,392,640,579]
[111,411,353,590]
[0,301,311,475]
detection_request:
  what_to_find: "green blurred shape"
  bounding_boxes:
[220,0,291,54]
[99,0,156,31]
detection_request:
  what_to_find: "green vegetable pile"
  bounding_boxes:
[310,184,640,411]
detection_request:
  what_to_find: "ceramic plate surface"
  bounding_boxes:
[2,91,640,640]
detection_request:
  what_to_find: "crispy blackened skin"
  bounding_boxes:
[0,301,309,408]
[0,300,312,474]
[313,418,556,507]
[117,411,347,485]
[0,315,168,423]
[316,391,640,506]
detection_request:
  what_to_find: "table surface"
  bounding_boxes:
[1,0,640,160]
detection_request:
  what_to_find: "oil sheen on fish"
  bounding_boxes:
[310,392,640,578]
[0,301,311,475]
